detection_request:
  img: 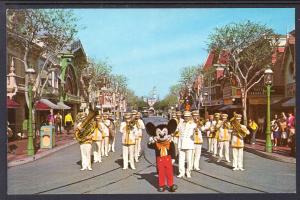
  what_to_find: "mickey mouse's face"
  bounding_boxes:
[156,128,168,140]
[146,119,178,142]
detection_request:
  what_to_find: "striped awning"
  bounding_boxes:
[219,104,242,111]
[7,97,20,109]
[57,102,71,110]
[282,97,295,107]
[35,99,60,110]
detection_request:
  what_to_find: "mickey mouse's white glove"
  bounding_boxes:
[149,137,155,144]
[172,159,175,165]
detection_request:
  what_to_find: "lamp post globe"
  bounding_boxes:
[264,66,273,153]
[25,67,36,156]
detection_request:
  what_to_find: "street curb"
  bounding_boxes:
[8,140,78,168]
[244,146,296,164]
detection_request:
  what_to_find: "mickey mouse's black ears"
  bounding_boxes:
[145,122,157,136]
[167,119,177,134]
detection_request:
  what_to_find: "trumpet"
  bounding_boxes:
[231,119,248,138]
[127,120,136,130]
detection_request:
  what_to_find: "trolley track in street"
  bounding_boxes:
[35,117,268,194]
[142,146,269,193]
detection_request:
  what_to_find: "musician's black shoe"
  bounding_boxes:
[158,186,166,192]
[169,184,178,192]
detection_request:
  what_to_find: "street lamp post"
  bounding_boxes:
[26,67,36,156]
[203,92,208,119]
[264,66,273,153]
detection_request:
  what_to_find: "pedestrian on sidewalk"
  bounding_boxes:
[248,119,258,145]
[279,112,288,147]
[54,111,63,135]
[47,109,55,126]
[64,112,74,134]
[272,115,281,147]
[257,115,265,139]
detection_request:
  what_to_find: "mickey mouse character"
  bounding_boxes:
[146,119,178,192]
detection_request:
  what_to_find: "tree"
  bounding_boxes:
[7,9,79,107]
[208,20,278,125]
[179,66,199,88]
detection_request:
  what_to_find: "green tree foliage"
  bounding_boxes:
[7,9,80,107]
[208,20,278,124]
[125,89,148,111]
[179,66,199,88]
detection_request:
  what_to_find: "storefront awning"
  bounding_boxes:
[7,97,20,109]
[282,97,295,107]
[35,99,60,110]
[57,102,71,110]
[271,97,292,109]
[219,104,242,111]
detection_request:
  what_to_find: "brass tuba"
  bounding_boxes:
[74,110,97,143]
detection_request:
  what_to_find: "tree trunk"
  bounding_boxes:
[241,88,248,126]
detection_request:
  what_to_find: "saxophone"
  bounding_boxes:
[74,110,97,143]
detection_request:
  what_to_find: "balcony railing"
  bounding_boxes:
[286,82,295,97]
[223,86,241,99]
[248,85,285,97]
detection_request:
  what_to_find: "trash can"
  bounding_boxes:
[40,125,56,149]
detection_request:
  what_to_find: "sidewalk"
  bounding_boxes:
[244,139,296,164]
[7,131,77,168]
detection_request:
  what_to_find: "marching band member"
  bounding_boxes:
[92,114,104,163]
[134,112,145,162]
[75,113,94,171]
[212,113,222,157]
[102,113,110,157]
[217,114,232,163]
[230,114,250,171]
[108,113,116,153]
[120,113,138,170]
[177,111,195,178]
[191,110,203,171]
[173,111,184,159]
[204,114,214,153]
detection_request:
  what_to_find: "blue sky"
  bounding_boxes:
[73,8,295,98]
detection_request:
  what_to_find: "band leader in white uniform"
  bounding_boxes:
[177,111,195,178]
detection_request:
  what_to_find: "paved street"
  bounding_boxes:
[8,117,296,194]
